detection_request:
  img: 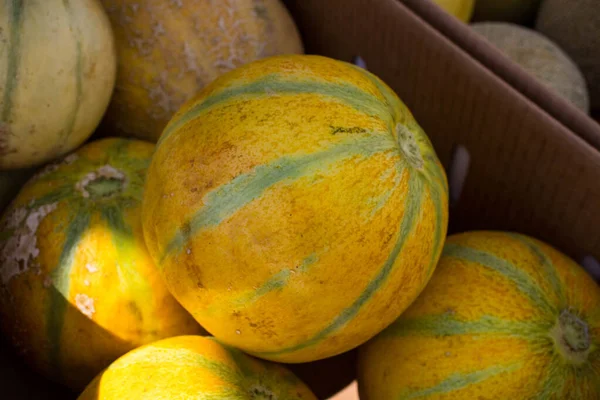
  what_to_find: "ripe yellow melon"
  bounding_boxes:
[472,22,590,112]
[78,335,317,399]
[142,54,449,364]
[358,231,600,399]
[0,138,203,390]
[0,0,116,169]
[99,0,304,142]
[433,0,475,22]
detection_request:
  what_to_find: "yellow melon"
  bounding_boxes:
[358,231,600,399]
[78,335,317,399]
[142,54,449,363]
[433,0,475,22]
[0,138,203,390]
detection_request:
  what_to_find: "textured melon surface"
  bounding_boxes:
[358,231,600,399]
[78,335,317,400]
[142,54,449,364]
[0,138,203,390]
[472,0,542,24]
[536,0,600,110]
[472,22,590,112]
[99,0,304,142]
[0,0,116,169]
[433,0,475,22]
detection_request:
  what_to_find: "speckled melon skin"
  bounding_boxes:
[0,0,116,169]
[0,138,204,391]
[142,55,449,364]
[535,0,600,110]
[99,0,304,142]
[358,231,600,399]
[78,336,317,400]
[472,22,590,113]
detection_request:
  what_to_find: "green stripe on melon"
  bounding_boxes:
[159,75,394,146]
[161,133,397,260]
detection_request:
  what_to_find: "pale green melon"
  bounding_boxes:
[536,0,600,110]
[473,0,542,24]
[472,22,589,113]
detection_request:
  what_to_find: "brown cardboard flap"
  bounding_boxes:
[283,0,600,262]
[401,0,600,151]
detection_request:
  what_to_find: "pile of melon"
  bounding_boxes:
[0,1,599,399]
[433,0,600,119]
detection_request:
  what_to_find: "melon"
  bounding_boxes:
[0,168,34,213]
[471,22,590,112]
[0,138,203,390]
[472,0,542,24]
[78,335,317,399]
[535,0,600,110]
[99,0,304,142]
[142,54,449,363]
[357,231,600,399]
[0,0,116,169]
[433,0,475,22]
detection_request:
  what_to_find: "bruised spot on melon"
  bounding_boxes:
[0,202,58,285]
[75,165,127,199]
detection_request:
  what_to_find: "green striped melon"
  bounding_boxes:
[78,335,317,399]
[0,0,116,169]
[358,231,600,399]
[0,138,203,390]
[142,54,449,363]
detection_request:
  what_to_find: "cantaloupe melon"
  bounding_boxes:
[142,54,449,364]
[535,0,600,110]
[472,22,589,112]
[99,0,304,142]
[0,138,203,390]
[78,336,317,400]
[0,0,116,169]
[358,231,600,399]
[472,0,542,24]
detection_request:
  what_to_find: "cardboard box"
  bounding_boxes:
[4,0,600,398]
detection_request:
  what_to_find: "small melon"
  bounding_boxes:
[535,0,600,110]
[433,0,475,22]
[99,0,304,142]
[78,336,317,400]
[0,0,116,169]
[472,0,542,24]
[471,22,589,112]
